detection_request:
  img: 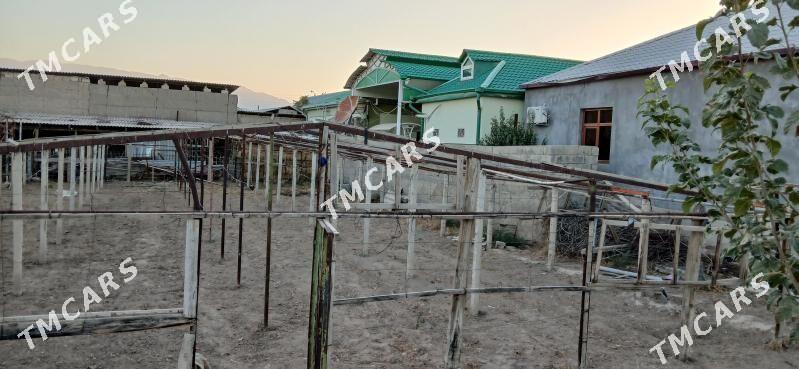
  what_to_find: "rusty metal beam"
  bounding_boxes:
[173,139,202,211]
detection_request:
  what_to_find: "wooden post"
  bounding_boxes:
[672,226,682,284]
[547,189,559,271]
[578,183,598,369]
[69,148,76,210]
[254,144,261,191]
[406,165,418,279]
[309,152,318,226]
[183,219,200,319]
[485,182,496,249]
[362,157,372,255]
[207,139,214,182]
[393,147,402,209]
[276,146,283,207]
[307,219,337,369]
[636,198,652,283]
[246,142,253,187]
[86,146,93,194]
[680,212,705,361]
[592,220,608,282]
[446,157,480,369]
[439,183,448,237]
[99,146,105,189]
[12,152,24,295]
[469,171,487,314]
[177,333,196,369]
[39,150,49,264]
[291,150,298,211]
[126,144,132,182]
[78,146,85,207]
[56,149,64,246]
[264,135,275,326]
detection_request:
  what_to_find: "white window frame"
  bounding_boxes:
[461,57,474,81]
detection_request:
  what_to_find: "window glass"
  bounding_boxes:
[583,127,597,147]
[583,110,598,124]
[599,126,612,161]
[599,109,613,123]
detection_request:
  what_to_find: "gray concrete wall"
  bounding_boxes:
[0,71,238,124]
[523,62,799,185]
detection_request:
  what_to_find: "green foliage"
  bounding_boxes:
[492,229,530,249]
[480,108,540,146]
[637,0,799,344]
[293,95,309,109]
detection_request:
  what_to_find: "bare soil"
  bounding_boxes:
[0,182,796,368]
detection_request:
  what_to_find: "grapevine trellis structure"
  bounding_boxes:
[0,121,738,368]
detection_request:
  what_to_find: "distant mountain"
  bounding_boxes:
[0,58,289,110]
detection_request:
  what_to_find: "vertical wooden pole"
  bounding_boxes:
[276,146,284,207]
[439,183,448,237]
[56,149,64,246]
[393,147,402,209]
[406,165,418,279]
[12,152,24,295]
[672,226,682,285]
[680,212,704,361]
[237,135,247,287]
[469,171,486,314]
[69,148,76,210]
[291,150,298,211]
[362,157,372,255]
[578,182,597,369]
[246,142,253,187]
[207,139,214,182]
[221,134,230,258]
[87,145,94,194]
[254,144,261,191]
[126,144,132,182]
[79,146,85,207]
[485,182,496,249]
[309,152,318,226]
[446,157,480,369]
[636,198,652,283]
[264,135,275,326]
[307,220,336,369]
[39,150,49,263]
[547,189,559,271]
[183,218,200,318]
[592,220,608,282]
[99,146,105,189]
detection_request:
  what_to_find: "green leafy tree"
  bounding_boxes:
[638,0,799,347]
[293,95,309,109]
[480,107,540,146]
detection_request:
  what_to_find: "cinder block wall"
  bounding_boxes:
[0,71,238,124]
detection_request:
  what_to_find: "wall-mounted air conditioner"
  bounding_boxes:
[527,106,549,126]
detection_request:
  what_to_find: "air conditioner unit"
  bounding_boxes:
[527,106,549,126]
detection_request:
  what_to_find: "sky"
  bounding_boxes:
[0,0,721,101]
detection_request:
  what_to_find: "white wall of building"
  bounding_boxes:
[422,96,524,144]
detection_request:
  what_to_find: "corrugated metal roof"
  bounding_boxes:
[522,3,799,88]
[2,112,221,130]
[302,91,352,110]
[421,50,581,99]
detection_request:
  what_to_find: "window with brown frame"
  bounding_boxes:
[581,108,613,162]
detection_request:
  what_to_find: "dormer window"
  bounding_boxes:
[461,57,474,81]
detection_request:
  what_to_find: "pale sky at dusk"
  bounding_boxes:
[0,0,720,101]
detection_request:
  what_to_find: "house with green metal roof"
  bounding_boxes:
[301,91,353,122]
[342,48,580,142]
[416,50,581,144]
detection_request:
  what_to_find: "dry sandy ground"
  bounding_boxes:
[0,181,797,368]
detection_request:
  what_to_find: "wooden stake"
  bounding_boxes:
[636,198,652,283]
[446,157,480,369]
[672,226,681,285]
[291,150,297,211]
[126,144,132,182]
[12,152,24,295]
[439,182,448,237]
[547,189,559,271]
[69,148,77,212]
[406,165,418,279]
[309,152,318,226]
[56,149,64,246]
[207,139,214,182]
[485,182,496,249]
[39,150,49,263]
[469,171,486,314]
[680,212,705,361]
[246,142,253,187]
[78,146,85,207]
[254,144,261,191]
[276,146,283,207]
[592,220,608,282]
[264,135,275,326]
[307,220,336,369]
[362,157,372,255]
[183,219,200,318]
